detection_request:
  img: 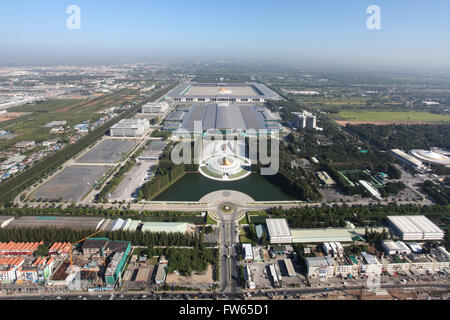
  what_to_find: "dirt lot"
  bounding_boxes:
[0,112,28,122]
[165,265,214,290]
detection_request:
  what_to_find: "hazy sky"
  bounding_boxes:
[1,0,449,69]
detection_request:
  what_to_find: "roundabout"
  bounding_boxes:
[219,203,236,214]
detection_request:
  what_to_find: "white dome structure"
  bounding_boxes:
[410,149,450,167]
[199,154,251,181]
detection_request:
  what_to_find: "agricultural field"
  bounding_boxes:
[0,89,139,150]
[293,95,370,109]
[332,110,450,125]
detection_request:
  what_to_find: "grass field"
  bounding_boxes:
[332,111,450,123]
[292,96,370,108]
[0,89,139,150]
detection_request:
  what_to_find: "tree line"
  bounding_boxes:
[0,227,202,247]
[266,204,450,228]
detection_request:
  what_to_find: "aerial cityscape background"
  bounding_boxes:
[1,0,450,68]
[0,0,448,306]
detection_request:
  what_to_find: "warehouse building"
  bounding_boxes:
[141,101,169,115]
[109,118,150,137]
[266,219,292,243]
[387,216,445,240]
[381,240,411,255]
[291,228,361,243]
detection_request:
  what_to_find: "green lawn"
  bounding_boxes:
[333,111,450,123]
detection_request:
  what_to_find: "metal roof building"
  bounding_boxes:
[390,149,425,170]
[387,216,445,240]
[140,222,188,233]
[155,264,167,285]
[109,118,150,137]
[266,219,292,244]
[165,82,280,103]
[141,101,169,115]
[291,228,358,243]
[283,258,296,277]
[164,110,186,122]
[180,103,268,132]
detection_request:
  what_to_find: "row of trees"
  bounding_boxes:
[420,181,450,206]
[346,124,450,150]
[0,206,201,220]
[266,204,450,228]
[95,158,137,202]
[251,138,322,201]
[0,227,202,247]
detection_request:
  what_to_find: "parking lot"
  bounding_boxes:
[30,165,110,201]
[76,139,136,164]
[110,160,156,201]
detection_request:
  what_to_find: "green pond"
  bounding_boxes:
[153,173,297,201]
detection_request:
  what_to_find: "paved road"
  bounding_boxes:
[1,282,448,300]
[215,200,244,294]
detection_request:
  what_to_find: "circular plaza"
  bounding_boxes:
[199,155,251,181]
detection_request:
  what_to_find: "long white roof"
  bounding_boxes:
[387,216,444,234]
[266,219,291,237]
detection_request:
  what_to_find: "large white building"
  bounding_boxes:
[359,180,382,200]
[381,240,411,255]
[109,118,150,137]
[305,256,335,279]
[387,216,445,241]
[266,219,292,243]
[242,243,253,261]
[141,101,169,115]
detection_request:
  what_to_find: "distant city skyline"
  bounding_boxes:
[1,0,450,69]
